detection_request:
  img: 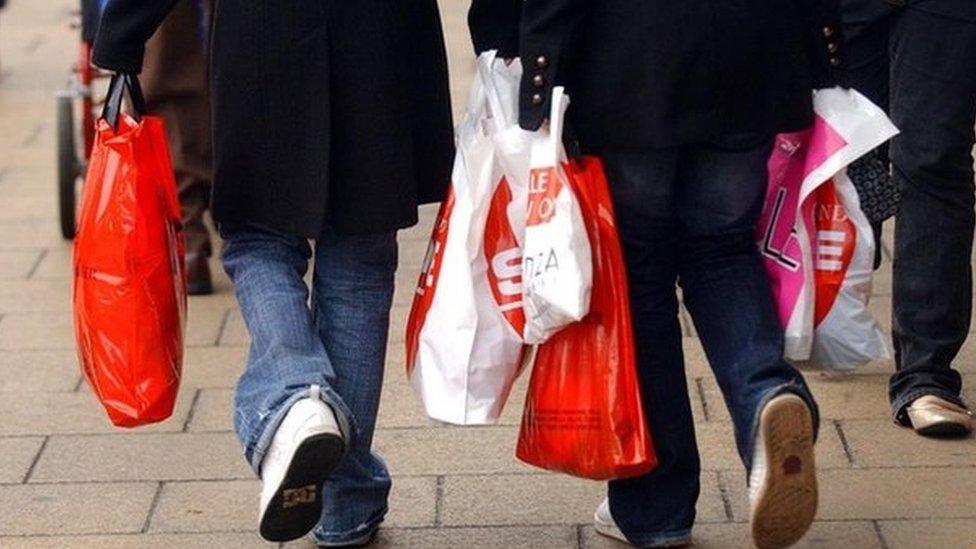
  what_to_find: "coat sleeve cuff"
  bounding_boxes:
[92,42,146,74]
[805,0,845,88]
[470,27,520,58]
[518,40,561,131]
[91,0,180,74]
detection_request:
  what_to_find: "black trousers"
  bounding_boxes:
[602,136,816,544]
[142,0,214,258]
[841,1,976,421]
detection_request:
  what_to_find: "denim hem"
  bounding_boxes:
[890,388,968,426]
[246,385,356,476]
[625,527,693,548]
[745,383,820,473]
[312,507,386,546]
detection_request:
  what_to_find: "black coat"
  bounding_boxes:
[469,0,844,151]
[94,0,454,238]
[900,0,976,21]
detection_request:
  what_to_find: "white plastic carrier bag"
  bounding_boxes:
[404,52,527,424]
[489,85,593,344]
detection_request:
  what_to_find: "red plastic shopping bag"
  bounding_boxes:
[73,75,187,427]
[516,157,657,480]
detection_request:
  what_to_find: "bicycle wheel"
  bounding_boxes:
[57,94,81,240]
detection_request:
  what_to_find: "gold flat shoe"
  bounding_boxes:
[906,395,973,437]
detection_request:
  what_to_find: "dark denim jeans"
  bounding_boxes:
[221,223,397,545]
[601,137,818,546]
[841,1,976,421]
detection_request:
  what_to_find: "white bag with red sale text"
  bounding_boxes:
[756,88,898,371]
[404,52,528,424]
[490,85,592,344]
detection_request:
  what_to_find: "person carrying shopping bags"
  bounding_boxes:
[838,0,976,437]
[93,0,454,544]
[139,0,217,295]
[469,1,842,548]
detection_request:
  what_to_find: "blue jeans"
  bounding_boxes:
[840,1,976,420]
[221,223,397,545]
[600,136,819,546]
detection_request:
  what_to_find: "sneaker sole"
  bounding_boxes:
[259,432,345,542]
[750,395,818,549]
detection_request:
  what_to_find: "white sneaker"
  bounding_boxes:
[258,386,345,542]
[748,394,818,549]
[594,499,630,545]
[593,499,692,548]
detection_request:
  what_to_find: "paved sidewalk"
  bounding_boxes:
[0,1,974,547]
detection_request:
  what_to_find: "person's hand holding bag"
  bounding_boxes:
[468,0,592,132]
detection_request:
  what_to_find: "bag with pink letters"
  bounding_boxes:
[757,88,898,372]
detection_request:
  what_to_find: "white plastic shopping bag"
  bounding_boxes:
[405,52,527,424]
[521,89,593,343]
[757,88,898,371]
[488,85,593,344]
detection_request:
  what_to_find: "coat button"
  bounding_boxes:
[536,56,549,68]
[532,74,545,87]
[823,26,834,37]
[827,42,839,54]
[829,57,841,67]
[531,93,543,105]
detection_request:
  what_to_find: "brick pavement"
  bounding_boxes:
[0,1,973,547]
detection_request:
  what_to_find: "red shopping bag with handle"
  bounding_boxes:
[73,74,187,427]
[516,157,657,480]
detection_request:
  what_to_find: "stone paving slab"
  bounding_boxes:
[879,518,976,549]
[841,419,976,468]
[29,433,250,483]
[582,521,883,549]
[146,480,259,534]
[0,279,71,313]
[0,218,73,250]
[0,311,76,350]
[0,249,43,278]
[0,533,273,549]
[700,372,976,423]
[148,477,437,533]
[376,426,530,477]
[726,468,976,522]
[284,526,578,549]
[0,390,194,436]
[179,346,248,388]
[0,436,45,484]
[0,482,159,536]
[0,349,81,392]
[440,473,728,527]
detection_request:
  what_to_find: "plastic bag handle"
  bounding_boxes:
[476,51,507,135]
[476,50,521,135]
[101,73,147,130]
[547,87,570,155]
